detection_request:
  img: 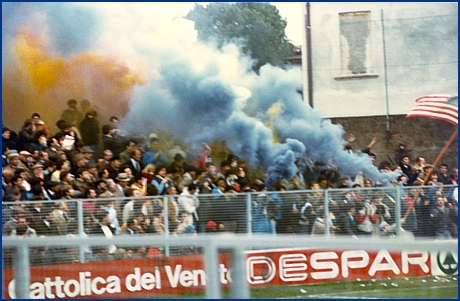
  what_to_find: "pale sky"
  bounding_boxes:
[151,2,305,45]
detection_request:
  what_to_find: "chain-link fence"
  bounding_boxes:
[2,184,457,267]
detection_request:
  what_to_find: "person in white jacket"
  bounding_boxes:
[177,183,199,226]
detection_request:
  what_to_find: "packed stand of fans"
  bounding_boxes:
[2,99,458,266]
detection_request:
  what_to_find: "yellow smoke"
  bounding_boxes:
[266,101,284,144]
[12,33,66,94]
[3,30,145,132]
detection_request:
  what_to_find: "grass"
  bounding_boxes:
[249,275,458,299]
[147,275,458,299]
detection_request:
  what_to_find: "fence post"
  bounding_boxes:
[229,245,249,299]
[13,243,30,299]
[163,196,170,257]
[246,193,252,235]
[77,199,85,263]
[324,189,330,238]
[395,185,402,237]
[204,239,221,299]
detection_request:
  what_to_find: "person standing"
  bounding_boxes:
[61,99,83,127]
[431,196,457,239]
[17,119,35,152]
[101,125,125,156]
[126,149,144,180]
[79,109,100,154]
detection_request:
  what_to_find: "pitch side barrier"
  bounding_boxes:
[2,234,458,299]
[2,185,458,299]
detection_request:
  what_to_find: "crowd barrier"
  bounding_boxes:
[2,185,458,298]
[2,234,458,299]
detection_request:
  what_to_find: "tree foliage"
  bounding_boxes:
[186,2,295,73]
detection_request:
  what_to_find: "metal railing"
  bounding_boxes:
[3,233,457,299]
[3,184,457,298]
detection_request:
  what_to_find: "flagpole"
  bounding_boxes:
[405,127,457,235]
[421,127,458,185]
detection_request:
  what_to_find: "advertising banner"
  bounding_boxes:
[4,248,457,299]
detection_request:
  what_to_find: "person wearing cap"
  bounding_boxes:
[81,146,96,165]
[16,149,33,170]
[114,172,131,198]
[2,152,22,183]
[79,109,100,154]
[70,153,87,177]
[19,151,35,171]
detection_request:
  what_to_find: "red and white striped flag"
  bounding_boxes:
[406,95,458,127]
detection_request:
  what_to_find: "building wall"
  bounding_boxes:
[309,2,458,118]
[331,114,458,169]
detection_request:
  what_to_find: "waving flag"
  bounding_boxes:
[406,95,458,127]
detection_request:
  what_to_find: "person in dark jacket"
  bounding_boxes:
[79,109,100,153]
[17,119,35,152]
[431,196,457,239]
[336,202,358,238]
[101,124,125,156]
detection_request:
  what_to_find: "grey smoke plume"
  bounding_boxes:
[2,3,398,187]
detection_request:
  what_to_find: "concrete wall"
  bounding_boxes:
[310,2,458,118]
[331,114,458,169]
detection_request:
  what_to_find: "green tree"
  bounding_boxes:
[186,2,295,73]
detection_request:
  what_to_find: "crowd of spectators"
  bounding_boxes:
[2,99,458,266]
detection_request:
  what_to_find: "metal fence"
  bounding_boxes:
[3,184,457,266]
[3,232,458,299]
